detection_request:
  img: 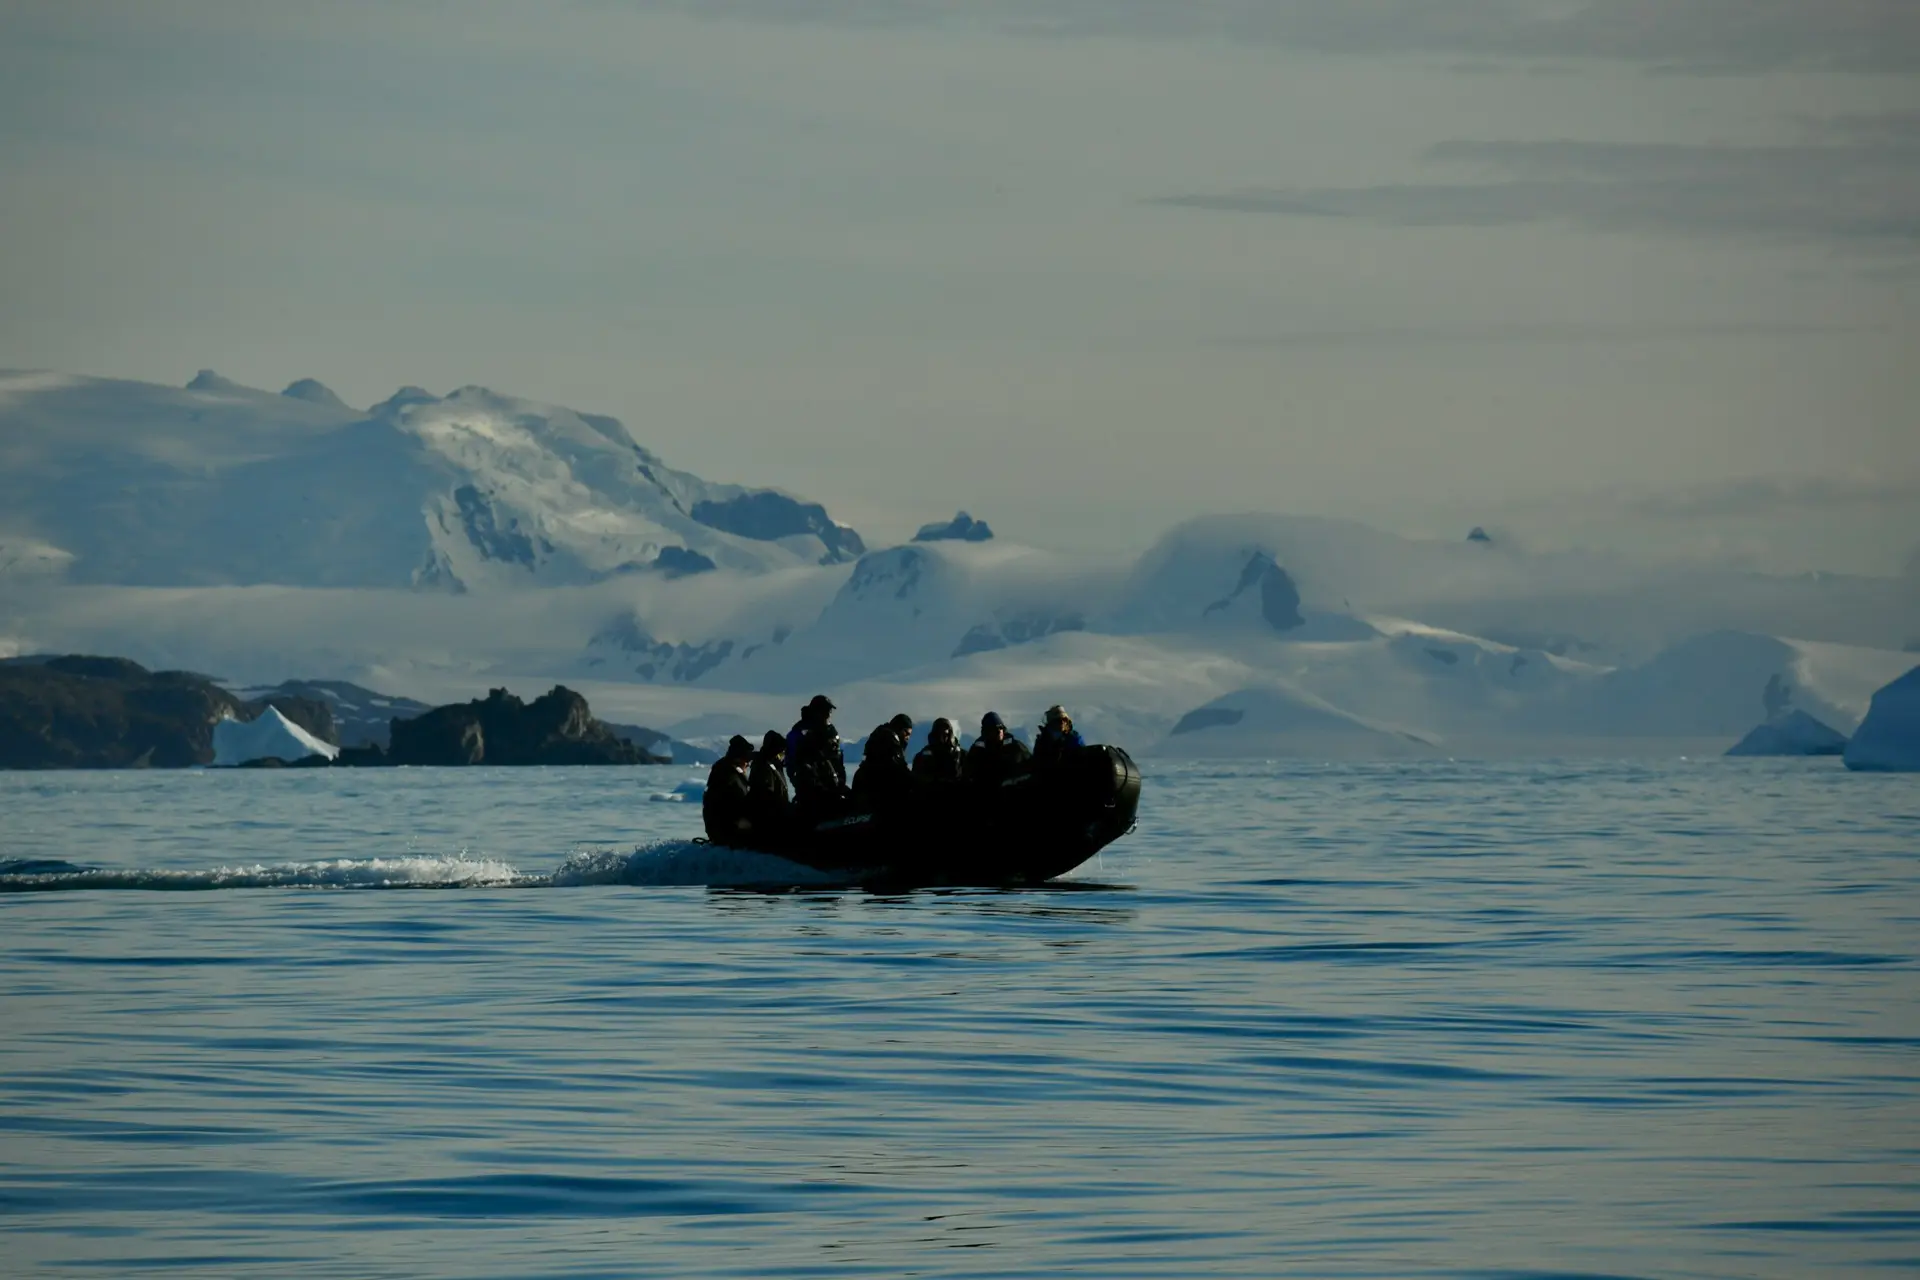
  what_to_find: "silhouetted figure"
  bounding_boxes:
[913,717,965,782]
[853,713,914,811]
[786,694,849,818]
[747,729,792,841]
[703,735,756,844]
[966,711,1030,785]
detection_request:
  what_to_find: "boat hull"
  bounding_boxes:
[718,745,1141,888]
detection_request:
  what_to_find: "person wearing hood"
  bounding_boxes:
[1032,704,1086,768]
[702,735,757,844]
[852,713,915,810]
[786,694,848,814]
[913,717,964,782]
[747,730,792,839]
[965,711,1030,785]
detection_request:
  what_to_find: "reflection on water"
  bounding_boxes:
[0,759,1916,1277]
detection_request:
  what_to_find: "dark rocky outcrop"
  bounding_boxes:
[0,655,246,768]
[951,612,1088,659]
[652,545,716,578]
[1467,526,1492,544]
[1203,551,1305,633]
[914,511,994,543]
[374,685,667,766]
[690,491,865,564]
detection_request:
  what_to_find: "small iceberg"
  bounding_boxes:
[1843,665,1920,772]
[212,706,339,767]
[1726,709,1848,757]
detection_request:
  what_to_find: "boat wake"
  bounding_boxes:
[0,842,852,894]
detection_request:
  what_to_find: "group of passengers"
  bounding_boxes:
[703,695,1085,846]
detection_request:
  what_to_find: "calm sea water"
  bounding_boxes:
[2,758,1916,1278]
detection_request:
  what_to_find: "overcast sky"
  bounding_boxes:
[2,1,1916,571]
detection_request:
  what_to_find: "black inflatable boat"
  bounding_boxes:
[715,744,1142,888]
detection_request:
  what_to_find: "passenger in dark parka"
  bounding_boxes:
[965,711,1031,785]
[786,694,849,814]
[702,735,756,844]
[747,730,792,840]
[913,717,964,782]
[852,713,914,811]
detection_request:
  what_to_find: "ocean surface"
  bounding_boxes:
[1,758,1916,1278]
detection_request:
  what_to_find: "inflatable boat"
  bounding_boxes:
[716,744,1141,888]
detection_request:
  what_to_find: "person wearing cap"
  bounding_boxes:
[785,694,849,818]
[913,716,964,783]
[965,710,1031,785]
[1032,704,1086,768]
[702,734,757,844]
[747,729,792,840]
[852,713,915,811]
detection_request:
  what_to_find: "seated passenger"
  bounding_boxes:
[747,730,792,839]
[913,717,964,782]
[702,735,756,844]
[786,694,849,816]
[852,713,914,810]
[1032,704,1086,768]
[965,711,1031,785]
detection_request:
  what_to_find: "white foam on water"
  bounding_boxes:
[550,841,848,889]
[0,855,534,892]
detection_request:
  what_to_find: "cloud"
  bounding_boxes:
[1625,474,1920,520]
[625,0,1920,73]
[1155,110,1920,249]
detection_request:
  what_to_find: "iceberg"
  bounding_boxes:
[1725,710,1847,757]
[1842,666,1920,772]
[212,706,339,766]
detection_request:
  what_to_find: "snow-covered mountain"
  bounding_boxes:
[0,370,864,590]
[7,370,1919,758]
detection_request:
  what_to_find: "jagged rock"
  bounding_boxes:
[0,655,246,767]
[914,512,994,543]
[384,685,663,766]
[1203,551,1304,633]
[1467,526,1492,544]
[690,491,865,564]
[652,546,716,578]
[590,617,735,682]
[951,612,1087,659]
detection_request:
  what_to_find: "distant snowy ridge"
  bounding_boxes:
[0,370,864,590]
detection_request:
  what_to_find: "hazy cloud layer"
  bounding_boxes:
[634,0,1920,73]
[1627,473,1920,520]
[1158,110,1920,249]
